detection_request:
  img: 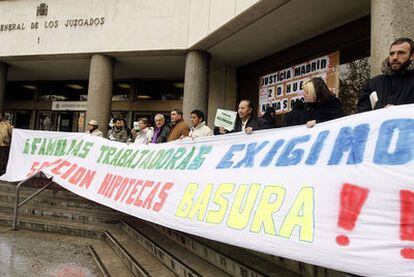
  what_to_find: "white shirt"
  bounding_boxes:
[134,127,154,144]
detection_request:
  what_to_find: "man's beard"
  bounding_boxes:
[391,59,412,72]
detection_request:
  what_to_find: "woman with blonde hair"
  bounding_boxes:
[303,77,343,128]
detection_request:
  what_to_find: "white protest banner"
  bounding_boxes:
[214,108,237,131]
[2,105,414,277]
[258,52,339,115]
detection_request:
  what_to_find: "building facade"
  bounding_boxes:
[0,0,413,134]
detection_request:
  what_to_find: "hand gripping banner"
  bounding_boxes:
[2,105,414,277]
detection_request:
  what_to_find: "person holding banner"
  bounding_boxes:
[357,37,414,112]
[258,107,276,129]
[167,109,190,142]
[187,110,213,138]
[85,120,103,137]
[303,77,343,128]
[107,118,129,143]
[132,118,154,145]
[151,114,170,144]
[283,99,306,127]
[219,100,260,134]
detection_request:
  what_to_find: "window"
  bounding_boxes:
[6,83,36,100]
[39,82,88,101]
[135,80,183,101]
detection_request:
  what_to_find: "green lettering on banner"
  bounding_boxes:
[147,149,165,169]
[155,149,174,169]
[125,150,140,168]
[46,139,57,156]
[131,150,149,168]
[57,139,67,156]
[176,147,195,170]
[188,146,212,170]
[138,150,155,169]
[164,148,186,170]
[38,139,47,155]
[23,139,30,154]
[110,148,125,165]
[116,149,133,167]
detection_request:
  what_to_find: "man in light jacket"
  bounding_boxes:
[85,120,103,137]
[188,110,213,138]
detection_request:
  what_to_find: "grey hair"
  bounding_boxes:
[154,113,165,120]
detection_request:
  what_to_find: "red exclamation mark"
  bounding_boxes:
[336,183,369,246]
[400,190,414,259]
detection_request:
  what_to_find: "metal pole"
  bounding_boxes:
[12,176,53,231]
[12,179,24,231]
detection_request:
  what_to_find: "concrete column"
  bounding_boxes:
[183,51,209,122]
[371,0,414,76]
[207,61,237,128]
[0,62,8,111]
[86,55,114,135]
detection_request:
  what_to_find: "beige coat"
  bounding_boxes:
[85,128,103,137]
[0,121,13,147]
[189,122,213,138]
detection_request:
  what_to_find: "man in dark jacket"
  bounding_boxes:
[357,37,414,112]
[107,118,129,143]
[151,113,170,143]
[259,107,276,129]
[283,99,306,127]
[219,100,260,134]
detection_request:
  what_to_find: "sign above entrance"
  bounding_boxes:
[52,101,87,111]
[258,51,340,116]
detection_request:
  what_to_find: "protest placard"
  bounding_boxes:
[258,52,339,115]
[214,108,237,131]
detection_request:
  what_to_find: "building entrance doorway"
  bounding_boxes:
[37,111,85,132]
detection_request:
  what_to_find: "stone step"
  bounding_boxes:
[123,219,232,277]
[0,180,90,201]
[105,229,175,277]
[142,219,301,277]
[89,241,135,277]
[0,189,117,213]
[0,224,133,277]
[121,220,201,277]
[0,211,109,239]
[87,244,111,277]
[0,212,175,277]
[0,203,120,225]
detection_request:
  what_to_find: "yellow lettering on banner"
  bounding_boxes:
[175,183,199,218]
[278,187,314,242]
[250,186,286,236]
[188,184,213,221]
[206,183,235,224]
[227,184,260,230]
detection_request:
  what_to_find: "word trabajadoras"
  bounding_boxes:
[176,183,314,242]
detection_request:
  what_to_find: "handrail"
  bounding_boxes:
[13,174,54,231]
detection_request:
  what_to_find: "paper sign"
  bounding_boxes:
[214,109,237,131]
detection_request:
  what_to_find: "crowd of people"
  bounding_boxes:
[84,37,414,144]
[87,108,214,144]
[0,37,407,148]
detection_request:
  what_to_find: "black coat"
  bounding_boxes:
[154,126,170,143]
[283,109,306,127]
[258,116,275,129]
[304,95,343,123]
[357,60,414,112]
[234,117,260,132]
